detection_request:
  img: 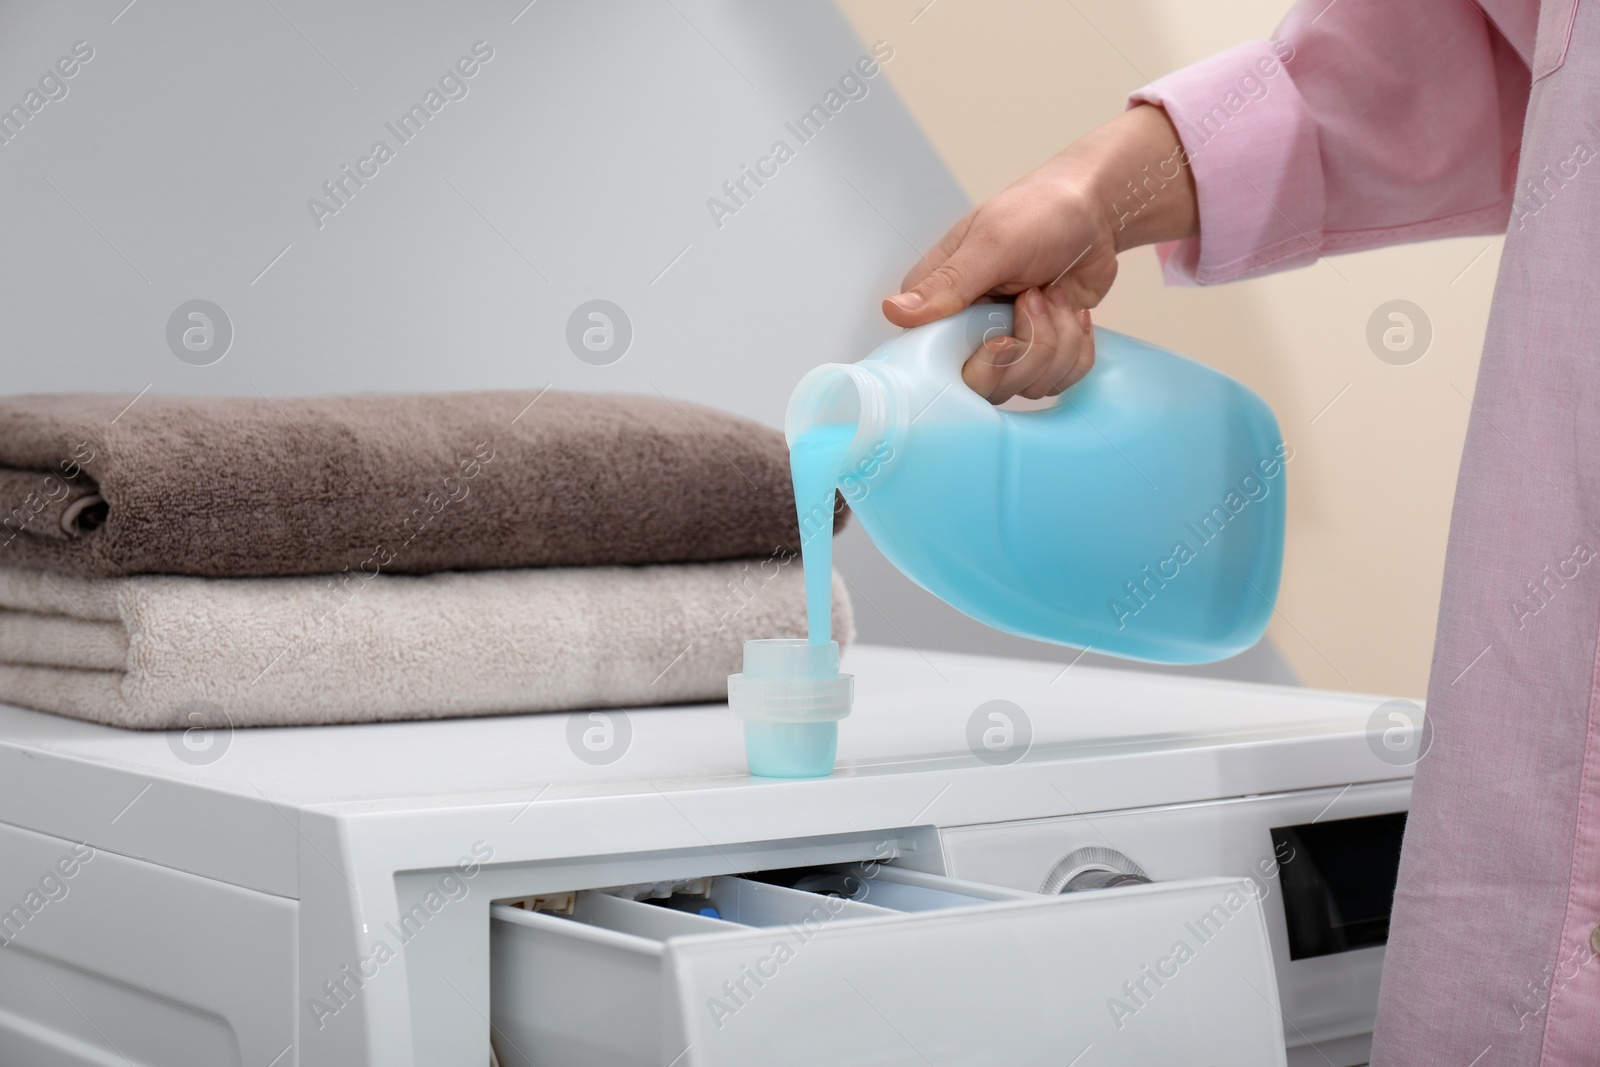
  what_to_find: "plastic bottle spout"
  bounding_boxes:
[785,361,905,467]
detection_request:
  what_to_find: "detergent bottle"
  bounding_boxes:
[785,303,1287,666]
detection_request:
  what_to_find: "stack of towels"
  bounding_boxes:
[0,391,851,729]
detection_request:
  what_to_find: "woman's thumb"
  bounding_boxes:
[883,244,1000,327]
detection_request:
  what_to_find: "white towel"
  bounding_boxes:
[0,559,851,729]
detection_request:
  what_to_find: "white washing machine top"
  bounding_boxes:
[0,645,1410,898]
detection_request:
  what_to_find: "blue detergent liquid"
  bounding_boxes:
[790,424,855,644]
[786,306,1286,664]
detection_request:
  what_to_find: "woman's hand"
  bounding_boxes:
[884,104,1198,404]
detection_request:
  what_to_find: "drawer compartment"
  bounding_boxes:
[491,870,1287,1067]
[655,874,898,925]
[799,863,1031,911]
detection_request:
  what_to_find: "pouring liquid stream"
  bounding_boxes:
[789,423,855,644]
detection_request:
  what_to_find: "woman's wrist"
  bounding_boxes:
[1076,104,1198,254]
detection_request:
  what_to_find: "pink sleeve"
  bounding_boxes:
[1128,0,1530,285]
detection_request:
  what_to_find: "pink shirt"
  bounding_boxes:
[1132,0,1537,286]
[1128,3,1600,1065]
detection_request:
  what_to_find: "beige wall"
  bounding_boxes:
[835,0,1502,697]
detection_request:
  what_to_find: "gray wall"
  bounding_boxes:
[1,0,1294,685]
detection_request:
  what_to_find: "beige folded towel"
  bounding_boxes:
[0,559,851,729]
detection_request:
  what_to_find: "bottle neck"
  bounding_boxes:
[785,361,905,468]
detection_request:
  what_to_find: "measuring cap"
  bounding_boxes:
[728,639,853,778]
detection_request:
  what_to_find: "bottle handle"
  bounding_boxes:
[920,304,1016,381]
[932,304,1104,413]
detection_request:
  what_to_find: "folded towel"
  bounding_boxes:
[0,390,829,578]
[0,558,851,729]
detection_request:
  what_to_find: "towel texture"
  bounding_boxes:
[0,559,851,728]
[0,390,830,578]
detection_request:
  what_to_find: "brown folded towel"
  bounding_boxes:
[0,390,831,578]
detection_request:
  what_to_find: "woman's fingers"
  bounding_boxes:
[960,288,1095,403]
[1020,288,1094,398]
[1001,290,1063,400]
[961,334,1020,402]
[959,289,1045,402]
[1043,307,1096,396]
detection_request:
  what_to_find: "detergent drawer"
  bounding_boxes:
[489,865,1288,1067]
